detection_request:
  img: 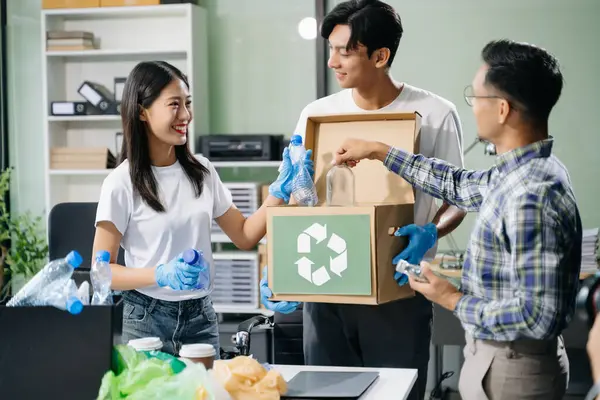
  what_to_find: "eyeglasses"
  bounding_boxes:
[463,85,503,107]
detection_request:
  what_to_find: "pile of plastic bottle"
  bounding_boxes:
[6,249,114,314]
[5,247,211,314]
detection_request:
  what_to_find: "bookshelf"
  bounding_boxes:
[41,4,209,214]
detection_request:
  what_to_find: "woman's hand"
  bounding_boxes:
[269,147,314,203]
[155,252,203,290]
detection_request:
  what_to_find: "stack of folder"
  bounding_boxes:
[50,147,116,170]
[46,31,96,51]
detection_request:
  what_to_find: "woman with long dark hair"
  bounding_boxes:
[92,60,312,356]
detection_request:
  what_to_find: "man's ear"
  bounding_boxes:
[138,105,148,122]
[374,48,390,69]
[498,99,510,125]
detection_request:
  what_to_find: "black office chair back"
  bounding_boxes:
[48,202,125,269]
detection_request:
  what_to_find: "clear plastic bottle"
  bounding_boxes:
[395,259,429,283]
[288,135,318,206]
[183,248,212,292]
[91,250,113,306]
[7,250,82,307]
[24,278,84,315]
[326,164,355,206]
[77,281,91,305]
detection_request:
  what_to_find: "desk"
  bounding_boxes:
[274,365,418,400]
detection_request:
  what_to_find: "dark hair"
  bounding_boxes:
[482,39,563,125]
[321,0,403,67]
[120,61,209,213]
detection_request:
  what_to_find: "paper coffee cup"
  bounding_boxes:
[179,343,216,369]
[128,337,163,352]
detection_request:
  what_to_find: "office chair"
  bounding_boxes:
[273,305,305,365]
[48,202,125,270]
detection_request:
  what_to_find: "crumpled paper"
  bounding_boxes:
[211,356,287,400]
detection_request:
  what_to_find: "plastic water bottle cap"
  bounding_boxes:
[290,134,302,146]
[183,249,200,265]
[66,251,83,269]
[95,250,110,263]
[66,297,83,315]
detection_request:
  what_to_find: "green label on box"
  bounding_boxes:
[271,214,372,295]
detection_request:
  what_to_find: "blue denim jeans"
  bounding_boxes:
[121,290,220,358]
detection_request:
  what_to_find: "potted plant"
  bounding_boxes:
[0,168,48,300]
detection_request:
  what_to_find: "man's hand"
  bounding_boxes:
[333,139,390,166]
[408,262,462,311]
[260,266,301,314]
[392,223,438,265]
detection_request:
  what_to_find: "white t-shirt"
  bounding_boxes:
[294,84,464,260]
[95,155,233,301]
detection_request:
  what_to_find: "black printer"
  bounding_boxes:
[197,134,286,161]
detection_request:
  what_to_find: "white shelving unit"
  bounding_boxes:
[40,6,277,315]
[41,4,209,215]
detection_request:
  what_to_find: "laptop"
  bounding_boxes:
[282,371,380,399]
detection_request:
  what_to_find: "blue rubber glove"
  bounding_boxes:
[392,223,437,286]
[155,253,203,290]
[260,266,300,314]
[269,148,314,203]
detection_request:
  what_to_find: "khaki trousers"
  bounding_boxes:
[458,334,569,400]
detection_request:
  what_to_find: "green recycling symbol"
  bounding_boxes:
[295,222,348,286]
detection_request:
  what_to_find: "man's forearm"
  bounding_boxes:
[368,142,487,212]
[432,202,467,238]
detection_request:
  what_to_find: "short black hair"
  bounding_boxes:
[321,0,403,67]
[482,39,563,124]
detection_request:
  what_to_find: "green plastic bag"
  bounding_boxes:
[97,345,189,400]
[127,363,219,400]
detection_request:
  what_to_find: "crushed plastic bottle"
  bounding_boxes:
[7,250,82,307]
[183,249,212,292]
[77,281,91,306]
[326,164,355,206]
[91,250,113,305]
[288,135,318,206]
[25,278,84,315]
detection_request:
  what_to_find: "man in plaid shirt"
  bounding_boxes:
[333,39,582,400]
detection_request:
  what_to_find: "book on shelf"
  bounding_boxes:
[50,147,116,170]
[46,30,96,52]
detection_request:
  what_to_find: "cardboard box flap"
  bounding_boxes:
[304,112,421,205]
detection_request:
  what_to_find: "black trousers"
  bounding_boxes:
[303,294,433,400]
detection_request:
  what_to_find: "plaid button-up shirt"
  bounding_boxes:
[384,139,582,341]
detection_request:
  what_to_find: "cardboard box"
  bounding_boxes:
[266,112,421,305]
[261,184,270,204]
[43,0,99,8]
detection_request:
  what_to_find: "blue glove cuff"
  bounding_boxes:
[423,223,438,248]
[155,264,166,287]
[268,182,290,203]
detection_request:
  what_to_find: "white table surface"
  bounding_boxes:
[272,364,418,400]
